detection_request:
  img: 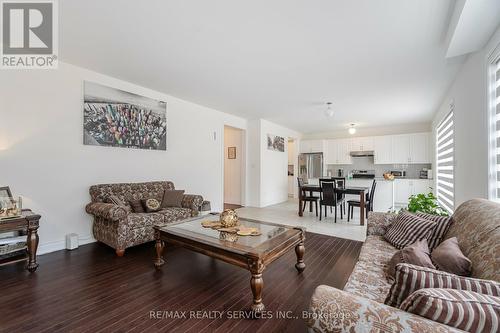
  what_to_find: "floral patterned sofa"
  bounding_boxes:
[307,199,500,332]
[85,181,203,256]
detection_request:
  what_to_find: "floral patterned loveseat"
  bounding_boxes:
[307,199,500,332]
[85,181,203,256]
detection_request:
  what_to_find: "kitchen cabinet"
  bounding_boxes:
[394,179,433,205]
[325,139,352,164]
[409,133,431,164]
[392,134,411,164]
[373,136,393,164]
[351,137,374,151]
[299,140,325,153]
[373,180,394,212]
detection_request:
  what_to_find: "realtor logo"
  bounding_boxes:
[1,0,58,69]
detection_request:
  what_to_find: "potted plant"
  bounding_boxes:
[407,190,449,216]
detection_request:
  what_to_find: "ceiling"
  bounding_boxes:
[60,0,468,134]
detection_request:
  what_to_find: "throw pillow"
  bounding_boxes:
[384,263,500,308]
[432,237,472,276]
[105,194,125,206]
[385,239,435,280]
[384,211,437,250]
[415,212,453,250]
[129,199,145,213]
[141,198,161,213]
[400,288,500,333]
[161,190,185,208]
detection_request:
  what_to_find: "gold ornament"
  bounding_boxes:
[219,209,239,227]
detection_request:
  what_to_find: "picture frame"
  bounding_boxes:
[0,186,12,199]
[228,147,236,159]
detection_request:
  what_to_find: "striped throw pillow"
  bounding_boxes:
[385,264,500,308]
[384,211,437,250]
[415,212,454,250]
[400,288,500,333]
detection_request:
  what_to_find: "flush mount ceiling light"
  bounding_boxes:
[324,102,334,117]
[348,123,356,135]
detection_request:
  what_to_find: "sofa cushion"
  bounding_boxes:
[124,213,164,229]
[386,239,435,279]
[129,199,145,213]
[415,212,454,250]
[432,237,472,277]
[161,190,185,208]
[158,207,192,223]
[384,211,437,250]
[90,181,173,204]
[141,198,162,213]
[344,236,397,302]
[385,264,500,308]
[400,288,500,333]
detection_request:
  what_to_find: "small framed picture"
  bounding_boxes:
[0,186,12,199]
[228,147,236,159]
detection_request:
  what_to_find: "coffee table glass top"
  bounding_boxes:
[158,216,301,252]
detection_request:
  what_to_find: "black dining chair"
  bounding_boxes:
[298,177,319,216]
[332,177,346,214]
[348,179,376,221]
[319,180,343,222]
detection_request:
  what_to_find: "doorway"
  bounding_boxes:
[223,126,245,210]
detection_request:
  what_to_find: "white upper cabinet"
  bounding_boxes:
[351,137,374,151]
[325,139,352,165]
[409,133,431,164]
[392,134,411,164]
[299,140,325,153]
[373,136,393,164]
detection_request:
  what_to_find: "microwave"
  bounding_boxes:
[390,170,406,178]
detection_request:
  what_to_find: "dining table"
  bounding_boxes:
[298,184,369,226]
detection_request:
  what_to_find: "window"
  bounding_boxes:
[436,111,455,213]
[489,53,500,201]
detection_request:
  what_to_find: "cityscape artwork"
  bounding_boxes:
[83,81,167,150]
[267,134,285,152]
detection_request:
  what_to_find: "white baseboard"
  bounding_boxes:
[38,234,96,255]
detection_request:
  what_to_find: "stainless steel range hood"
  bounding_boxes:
[350,151,374,157]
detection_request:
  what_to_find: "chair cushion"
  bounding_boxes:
[385,264,500,308]
[384,211,437,250]
[385,239,435,280]
[400,288,500,333]
[431,237,472,277]
[415,212,454,250]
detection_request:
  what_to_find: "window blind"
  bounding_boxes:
[436,111,454,213]
[493,58,500,200]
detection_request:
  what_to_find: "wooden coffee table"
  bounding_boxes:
[153,215,305,312]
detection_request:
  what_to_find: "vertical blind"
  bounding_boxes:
[436,111,455,214]
[493,58,500,200]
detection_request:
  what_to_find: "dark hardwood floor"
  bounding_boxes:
[223,203,243,210]
[0,233,362,333]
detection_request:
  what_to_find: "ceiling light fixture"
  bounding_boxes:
[348,124,356,135]
[324,102,334,117]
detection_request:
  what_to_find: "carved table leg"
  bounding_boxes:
[248,259,265,312]
[295,242,305,273]
[154,230,165,270]
[27,224,39,272]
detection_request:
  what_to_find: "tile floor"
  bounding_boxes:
[235,199,367,242]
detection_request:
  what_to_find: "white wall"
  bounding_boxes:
[259,120,301,207]
[224,126,244,205]
[0,62,247,254]
[432,26,500,207]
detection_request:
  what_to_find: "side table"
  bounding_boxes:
[0,209,41,272]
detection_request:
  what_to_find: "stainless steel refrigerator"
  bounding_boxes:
[298,153,323,181]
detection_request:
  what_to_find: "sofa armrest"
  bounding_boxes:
[367,212,397,236]
[307,285,462,333]
[85,202,128,222]
[181,194,203,216]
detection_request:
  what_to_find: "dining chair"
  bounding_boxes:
[347,179,376,221]
[319,180,343,222]
[298,177,319,216]
[332,177,346,214]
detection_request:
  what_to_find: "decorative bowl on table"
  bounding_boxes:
[219,209,239,227]
[383,173,395,181]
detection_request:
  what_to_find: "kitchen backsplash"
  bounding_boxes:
[326,156,431,179]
